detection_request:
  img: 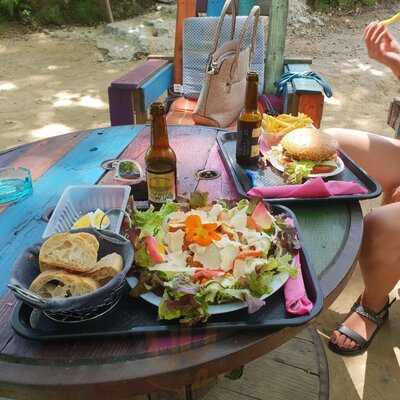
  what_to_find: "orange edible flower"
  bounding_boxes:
[185,215,221,246]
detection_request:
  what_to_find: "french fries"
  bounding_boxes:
[262,113,314,135]
[381,12,400,27]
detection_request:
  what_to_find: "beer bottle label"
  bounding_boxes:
[251,127,262,138]
[236,126,261,161]
[250,144,260,158]
[147,170,176,203]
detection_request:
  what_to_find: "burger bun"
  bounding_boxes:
[281,127,338,162]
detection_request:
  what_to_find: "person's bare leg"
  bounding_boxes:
[330,202,400,350]
[324,128,400,202]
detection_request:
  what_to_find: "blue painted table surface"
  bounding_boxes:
[0,125,363,399]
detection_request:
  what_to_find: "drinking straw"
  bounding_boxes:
[381,11,400,26]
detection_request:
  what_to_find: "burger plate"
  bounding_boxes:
[266,150,345,179]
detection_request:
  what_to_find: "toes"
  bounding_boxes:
[349,340,358,350]
[343,337,354,349]
[330,330,339,344]
[336,333,347,347]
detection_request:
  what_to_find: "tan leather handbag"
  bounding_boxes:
[193,0,260,128]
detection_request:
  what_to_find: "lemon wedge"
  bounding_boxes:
[93,209,110,229]
[72,213,92,229]
[72,209,110,230]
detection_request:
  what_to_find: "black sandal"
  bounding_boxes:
[329,297,396,356]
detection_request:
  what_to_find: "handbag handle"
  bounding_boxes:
[229,5,260,81]
[237,5,260,66]
[209,0,237,55]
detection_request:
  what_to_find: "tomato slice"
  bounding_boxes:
[312,165,336,174]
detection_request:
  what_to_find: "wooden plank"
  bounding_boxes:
[291,203,350,278]
[264,0,288,94]
[295,328,314,343]
[206,0,225,16]
[0,144,31,168]
[298,93,324,128]
[200,387,251,400]
[142,64,174,110]
[196,0,207,14]
[0,132,87,171]
[202,330,325,400]
[0,125,143,295]
[270,337,319,375]
[111,59,169,90]
[196,142,241,201]
[283,64,325,128]
[0,132,89,215]
[174,0,197,85]
[1,131,88,182]
[100,125,217,197]
[108,86,135,126]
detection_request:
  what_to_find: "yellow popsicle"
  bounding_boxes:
[381,12,400,26]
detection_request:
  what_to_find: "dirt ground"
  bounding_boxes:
[1,3,400,400]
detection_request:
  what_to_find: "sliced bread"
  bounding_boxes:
[86,252,123,284]
[30,269,99,298]
[39,232,98,273]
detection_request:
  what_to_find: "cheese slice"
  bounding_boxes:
[191,243,221,269]
[164,229,185,253]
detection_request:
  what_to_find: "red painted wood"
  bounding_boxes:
[0,131,88,214]
[100,125,217,198]
[298,93,324,128]
[111,59,169,90]
[196,143,241,201]
[174,0,197,85]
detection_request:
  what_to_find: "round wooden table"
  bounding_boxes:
[0,125,363,400]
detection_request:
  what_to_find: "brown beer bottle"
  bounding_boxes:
[236,72,262,166]
[145,102,177,208]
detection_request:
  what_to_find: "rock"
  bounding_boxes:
[97,7,175,61]
[96,53,105,62]
[288,0,325,28]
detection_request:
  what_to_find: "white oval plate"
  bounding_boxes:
[266,150,345,179]
[128,271,289,315]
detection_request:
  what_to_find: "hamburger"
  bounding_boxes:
[271,127,339,183]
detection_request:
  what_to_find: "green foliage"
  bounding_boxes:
[0,0,158,26]
[36,3,64,25]
[68,0,104,25]
[0,0,31,18]
[0,0,19,17]
[309,0,378,10]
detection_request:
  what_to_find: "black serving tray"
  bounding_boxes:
[11,205,323,341]
[217,131,382,204]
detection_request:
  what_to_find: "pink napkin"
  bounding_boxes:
[247,177,368,199]
[284,254,313,315]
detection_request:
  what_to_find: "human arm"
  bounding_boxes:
[364,22,400,79]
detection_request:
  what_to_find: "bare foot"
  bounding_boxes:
[330,311,379,350]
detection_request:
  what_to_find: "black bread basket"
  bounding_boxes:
[8,228,134,323]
